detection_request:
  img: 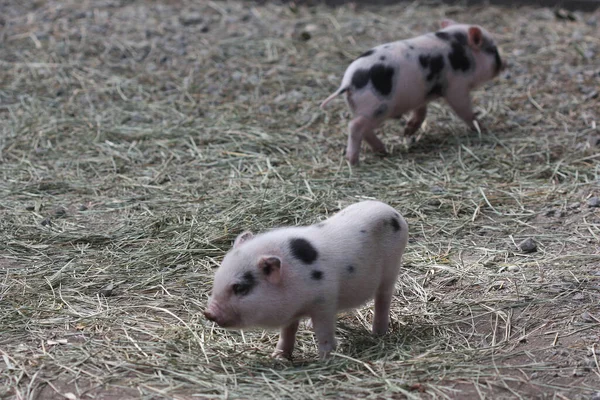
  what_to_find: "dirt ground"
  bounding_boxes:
[1,0,599,399]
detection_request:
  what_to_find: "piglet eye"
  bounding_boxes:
[232,283,250,296]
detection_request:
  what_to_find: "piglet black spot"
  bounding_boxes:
[357,49,374,60]
[351,68,370,89]
[360,229,367,233]
[369,64,395,96]
[390,217,400,232]
[316,222,326,228]
[233,271,256,296]
[419,54,430,68]
[409,45,415,50]
[346,265,355,274]
[435,31,451,41]
[311,270,323,280]
[427,55,445,81]
[448,42,471,71]
[453,32,468,46]
[290,238,319,264]
[379,55,386,61]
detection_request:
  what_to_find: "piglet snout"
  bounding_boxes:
[204,309,217,322]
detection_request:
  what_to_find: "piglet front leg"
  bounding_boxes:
[272,320,300,359]
[310,308,338,359]
[443,90,477,131]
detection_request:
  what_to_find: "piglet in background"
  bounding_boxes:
[204,200,409,359]
[321,19,506,164]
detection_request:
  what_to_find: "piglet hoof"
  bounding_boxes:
[372,324,389,336]
[318,339,337,360]
[404,125,420,137]
[271,349,293,360]
[346,154,360,166]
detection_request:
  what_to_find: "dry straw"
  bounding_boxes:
[1,0,599,398]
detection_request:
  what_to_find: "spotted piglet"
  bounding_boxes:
[204,200,408,359]
[321,19,505,164]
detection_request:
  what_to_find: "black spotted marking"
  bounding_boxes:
[360,229,367,233]
[351,64,395,97]
[419,54,430,68]
[289,238,319,264]
[390,216,401,232]
[357,49,375,60]
[453,32,468,46]
[427,55,445,81]
[408,45,414,50]
[311,270,323,280]
[435,31,451,41]
[373,103,388,118]
[232,271,256,296]
[448,42,471,71]
[316,222,326,228]
[351,68,370,89]
[369,64,395,96]
[379,55,386,61]
[347,265,355,274]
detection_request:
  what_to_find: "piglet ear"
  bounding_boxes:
[440,19,457,29]
[233,231,253,248]
[468,26,484,51]
[258,256,281,285]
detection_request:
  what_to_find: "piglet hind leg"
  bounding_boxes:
[272,320,300,359]
[372,280,396,336]
[404,105,427,136]
[347,116,382,165]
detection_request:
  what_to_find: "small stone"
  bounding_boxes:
[581,311,594,323]
[299,31,311,41]
[179,14,203,26]
[587,197,600,208]
[573,292,585,301]
[41,217,52,226]
[555,9,577,21]
[79,204,88,211]
[25,205,35,211]
[430,185,445,194]
[99,283,114,297]
[507,265,520,272]
[258,105,271,114]
[518,238,537,253]
[54,207,67,217]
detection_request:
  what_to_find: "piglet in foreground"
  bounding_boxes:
[321,19,505,164]
[204,200,409,359]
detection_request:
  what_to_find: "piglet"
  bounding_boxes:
[204,200,409,359]
[320,19,505,164]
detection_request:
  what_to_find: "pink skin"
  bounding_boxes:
[204,200,409,360]
[321,19,506,165]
